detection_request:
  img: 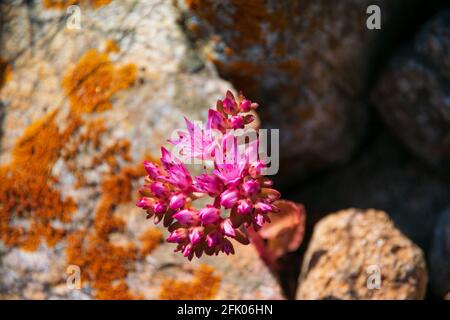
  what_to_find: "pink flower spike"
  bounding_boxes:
[222,219,236,237]
[199,206,221,225]
[206,231,221,248]
[169,194,186,210]
[237,199,252,215]
[173,209,198,225]
[136,90,285,260]
[242,179,260,197]
[167,229,187,243]
[220,188,239,209]
[229,115,245,129]
[189,227,203,245]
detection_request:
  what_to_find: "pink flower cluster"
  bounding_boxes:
[136,91,280,260]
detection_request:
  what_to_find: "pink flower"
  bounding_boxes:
[136,90,281,260]
[194,173,223,196]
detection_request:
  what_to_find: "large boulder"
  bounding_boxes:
[181,0,423,179]
[0,0,282,300]
[372,10,450,170]
[297,209,428,300]
[290,133,450,251]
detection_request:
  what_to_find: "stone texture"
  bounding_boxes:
[290,133,450,252]
[0,0,282,300]
[372,10,450,170]
[297,209,428,300]
[429,209,450,299]
[181,0,423,179]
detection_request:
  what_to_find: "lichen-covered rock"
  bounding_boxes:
[0,0,282,300]
[429,209,450,299]
[297,209,427,300]
[372,10,450,170]
[180,0,422,179]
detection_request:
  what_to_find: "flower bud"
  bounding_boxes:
[169,194,186,210]
[173,209,198,225]
[229,115,245,129]
[199,206,221,225]
[136,197,153,210]
[239,99,251,112]
[206,231,221,248]
[150,181,169,198]
[242,179,260,197]
[153,202,167,214]
[222,219,236,237]
[167,229,187,243]
[254,201,272,213]
[143,161,161,179]
[220,188,239,209]
[237,199,252,215]
[189,227,203,245]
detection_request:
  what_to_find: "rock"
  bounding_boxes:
[181,0,424,179]
[429,209,450,299]
[297,209,428,300]
[372,10,450,170]
[0,1,282,300]
[290,133,450,251]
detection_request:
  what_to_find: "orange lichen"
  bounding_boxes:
[62,48,136,114]
[159,264,221,300]
[0,110,77,250]
[139,228,164,256]
[92,139,131,171]
[186,0,285,51]
[105,39,120,54]
[43,0,112,10]
[66,161,146,299]
[0,57,13,89]
[1,41,144,299]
